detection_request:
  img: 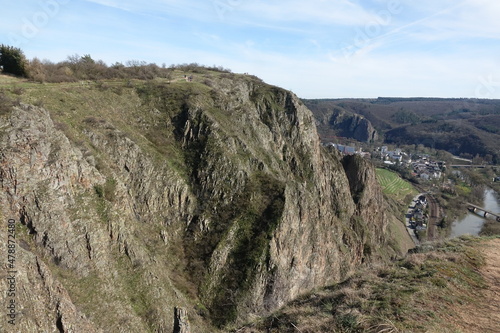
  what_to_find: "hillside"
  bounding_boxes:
[238,236,500,333]
[304,98,500,163]
[375,168,417,203]
[303,99,378,143]
[0,71,412,332]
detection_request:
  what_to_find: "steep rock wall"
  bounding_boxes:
[0,105,195,332]
[305,103,378,143]
[0,75,403,331]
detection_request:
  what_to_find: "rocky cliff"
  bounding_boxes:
[0,72,409,332]
[303,100,379,143]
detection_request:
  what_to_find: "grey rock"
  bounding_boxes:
[0,76,409,332]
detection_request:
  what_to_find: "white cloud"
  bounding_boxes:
[401,0,500,41]
[238,0,380,26]
[82,0,209,18]
[83,0,382,27]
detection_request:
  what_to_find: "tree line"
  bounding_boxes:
[0,44,232,83]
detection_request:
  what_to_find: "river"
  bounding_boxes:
[450,188,500,238]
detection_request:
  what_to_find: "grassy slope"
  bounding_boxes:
[238,236,498,333]
[376,168,418,201]
[374,168,418,254]
[0,72,215,171]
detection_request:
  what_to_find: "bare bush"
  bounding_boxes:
[0,89,15,115]
[10,85,24,95]
[4,46,235,83]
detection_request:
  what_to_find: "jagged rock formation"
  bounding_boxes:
[303,100,378,143]
[350,114,378,142]
[0,73,409,332]
[173,307,191,333]
[330,109,378,142]
[341,154,391,258]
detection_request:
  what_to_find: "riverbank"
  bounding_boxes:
[451,188,500,238]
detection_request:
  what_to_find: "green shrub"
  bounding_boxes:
[94,184,104,198]
[104,177,117,202]
[338,313,361,332]
[0,44,28,77]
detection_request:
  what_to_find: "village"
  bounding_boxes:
[325,142,446,181]
[407,194,429,230]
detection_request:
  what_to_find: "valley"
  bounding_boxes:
[304,98,500,164]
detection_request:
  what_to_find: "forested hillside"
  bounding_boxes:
[304,98,500,163]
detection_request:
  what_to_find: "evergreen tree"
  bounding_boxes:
[0,44,28,77]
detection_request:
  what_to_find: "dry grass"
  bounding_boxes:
[438,238,500,333]
[237,236,498,333]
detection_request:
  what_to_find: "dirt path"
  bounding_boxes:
[448,238,500,333]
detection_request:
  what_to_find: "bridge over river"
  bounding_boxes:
[467,203,500,222]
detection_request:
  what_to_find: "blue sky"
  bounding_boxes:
[2,0,500,98]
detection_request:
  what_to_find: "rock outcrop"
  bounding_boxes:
[0,73,408,332]
[173,307,191,333]
[304,101,378,143]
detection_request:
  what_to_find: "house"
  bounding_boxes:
[330,144,356,155]
[344,146,356,155]
[415,201,424,210]
[359,152,371,158]
[413,210,426,227]
[390,154,403,162]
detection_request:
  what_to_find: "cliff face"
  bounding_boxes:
[350,114,379,142]
[0,73,407,332]
[333,110,378,143]
[303,100,378,143]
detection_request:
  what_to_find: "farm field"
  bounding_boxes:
[376,168,417,201]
